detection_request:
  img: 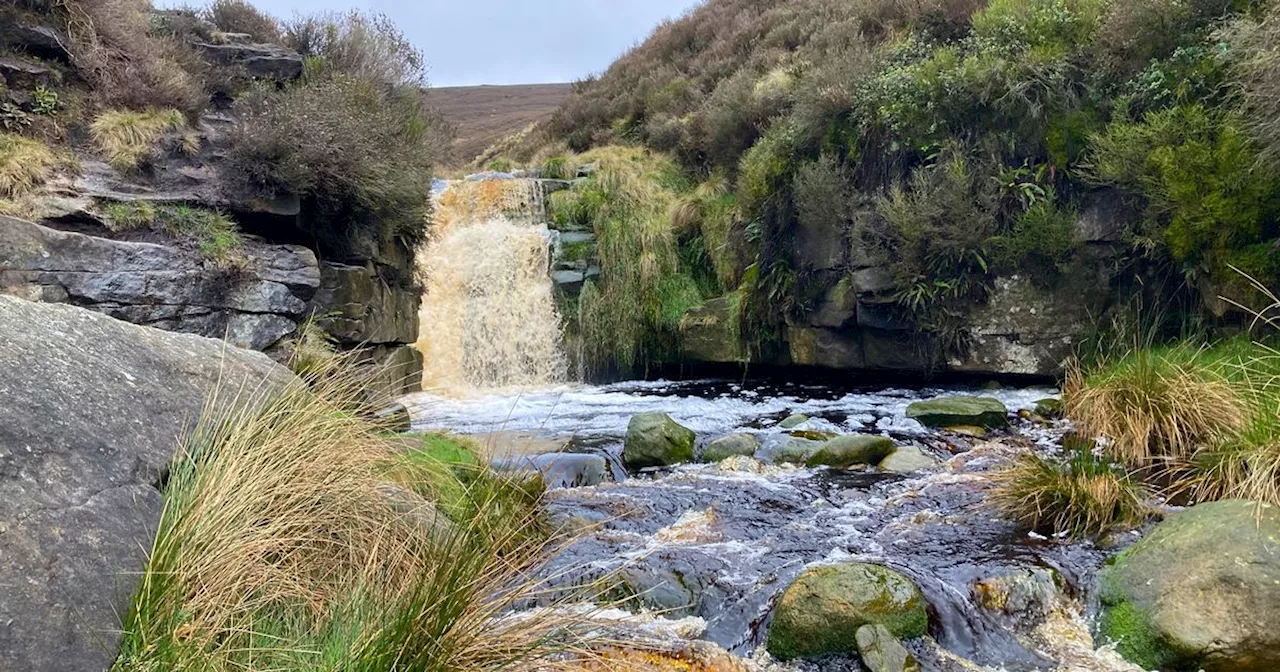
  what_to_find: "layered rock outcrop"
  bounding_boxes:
[0,295,292,672]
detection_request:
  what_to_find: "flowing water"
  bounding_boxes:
[416,179,568,390]
[410,177,1137,670]
[403,379,1141,671]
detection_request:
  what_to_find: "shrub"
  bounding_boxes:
[990,445,1152,539]
[62,0,207,113]
[989,195,1077,281]
[89,109,187,172]
[1064,344,1249,466]
[114,367,597,670]
[0,133,57,199]
[1226,2,1280,169]
[206,0,280,42]
[793,153,852,235]
[228,75,443,249]
[282,10,425,86]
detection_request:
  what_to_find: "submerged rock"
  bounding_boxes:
[701,433,759,463]
[766,562,928,661]
[1098,500,1280,672]
[0,296,292,672]
[856,623,921,672]
[624,413,696,469]
[906,396,1008,429]
[1034,398,1064,419]
[769,436,823,464]
[878,446,941,474]
[806,434,896,468]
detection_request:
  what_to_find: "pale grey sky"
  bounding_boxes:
[170,0,703,87]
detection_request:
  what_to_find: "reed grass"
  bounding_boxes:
[113,359,609,671]
[990,444,1153,539]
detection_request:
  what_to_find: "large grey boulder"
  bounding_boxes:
[623,413,695,469]
[806,435,897,468]
[0,216,319,351]
[195,41,304,80]
[1099,500,1280,672]
[0,296,293,672]
[702,433,759,463]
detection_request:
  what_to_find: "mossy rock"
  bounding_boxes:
[771,437,822,465]
[778,413,810,429]
[702,433,759,463]
[624,413,695,469]
[856,623,921,672]
[1098,500,1280,671]
[806,435,897,468]
[878,446,941,474]
[1034,398,1064,419]
[766,562,928,661]
[906,396,1008,429]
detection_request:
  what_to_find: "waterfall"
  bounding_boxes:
[416,178,568,392]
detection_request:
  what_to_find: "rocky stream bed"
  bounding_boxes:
[404,379,1146,671]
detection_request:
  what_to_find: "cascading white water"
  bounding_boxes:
[415,179,568,392]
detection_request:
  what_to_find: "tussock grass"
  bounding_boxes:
[90,109,186,171]
[102,202,244,268]
[115,362,609,671]
[1064,345,1248,466]
[990,444,1153,539]
[0,133,58,199]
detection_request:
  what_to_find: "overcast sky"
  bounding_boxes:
[173,0,703,87]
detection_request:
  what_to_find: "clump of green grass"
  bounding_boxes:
[0,133,58,199]
[114,365,603,671]
[1064,344,1248,466]
[990,444,1153,539]
[102,202,244,268]
[540,155,572,180]
[89,109,187,171]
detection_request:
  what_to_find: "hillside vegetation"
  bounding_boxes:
[511,0,1280,373]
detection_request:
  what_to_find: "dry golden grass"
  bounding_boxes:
[990,448,1153,539]
[1064,347,1248,467]
[90,108,186,171]
[0,133,58,199]
[115,360,617,670]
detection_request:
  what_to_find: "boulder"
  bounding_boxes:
[1034,398,1064,419]
[702,433,759,463]
[494,453,608,489]
[0,296,292,672]
[770,437,823,465]
[778,413,810,429]
[623,413,695,469]
[1098,500,1280,672]
[906,396,1008,429]
[878,446,941,474]
[856,624,921,672]
[0,215,320,351]
[195,41,304,80]
[766,562,928,660]
[806,435,897,468]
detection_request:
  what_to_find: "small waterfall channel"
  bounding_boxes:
[407,175,1138,670]
[416,177,568,391]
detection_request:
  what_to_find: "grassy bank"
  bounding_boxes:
[113,366,595,671]
[994,283,1280,538]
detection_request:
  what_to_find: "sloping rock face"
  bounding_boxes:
[0,216,320,350]
[0,296,292,672]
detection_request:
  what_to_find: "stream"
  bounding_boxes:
[403,379,1139,671]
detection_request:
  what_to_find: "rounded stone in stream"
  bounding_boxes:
[766,562,928,661]
[701,433,760,463]
[769,436,823,465]
[856,624,921,672]
[878,446,941,474]
[806,434,896,468]
[1098,500,1280,672]
[906,396,1008,429]
[624,412,696,469]
[778,413,810,429]
[1034,397,1064,419]
[494,453,608,489]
